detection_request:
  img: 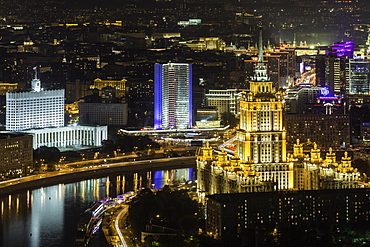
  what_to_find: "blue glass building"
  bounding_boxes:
[154,63,192,129]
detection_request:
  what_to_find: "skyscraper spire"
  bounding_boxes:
[258,27,264,64]
[252,25,269,83]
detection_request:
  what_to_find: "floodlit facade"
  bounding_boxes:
[23,125,108,149]
[197,29,362,198]
[154,63,192,130]
[6,79,64,131]
[90,78,127,98]
[5,71,108,150]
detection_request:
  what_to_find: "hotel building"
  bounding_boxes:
[197,29,361,198]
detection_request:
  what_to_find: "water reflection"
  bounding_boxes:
[0,168,194,247]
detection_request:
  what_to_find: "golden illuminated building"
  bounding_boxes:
[184,37,226,51]
[91,78,127,98]
[0,82,18,95]
[196,29,362,197]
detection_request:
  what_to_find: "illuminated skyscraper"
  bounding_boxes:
[315,55,343,96]
[6,69,64,131]
[236,28,292,189]
[346,58,370,95]
[154,63,192,129]
[196,28,361,197]
[197,28,294,194]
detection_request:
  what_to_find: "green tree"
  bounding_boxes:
[221,112,239,128]
[34,146,61,164]
[128,188,199,243]
[353,158,370,175]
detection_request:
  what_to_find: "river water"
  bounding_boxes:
[0,168,194,247]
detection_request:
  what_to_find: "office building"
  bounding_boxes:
[79,102,128,126]
[283,83,349,150]
[0,133,33,174]
[315,55,343,96]
[154,63,192,130]
[6,72,64,131]
[5,70,108,150]
[284,83,322,114]
[22,125,107,149]
[327,41,354,58]
[346,58,370,95]
[205,89,244,119]
[195,107,221,128]
[66,79,92,103]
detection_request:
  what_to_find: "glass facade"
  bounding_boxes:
[154,63,192,129]
[347,59,370,95]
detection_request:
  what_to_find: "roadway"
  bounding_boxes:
[115,206,129,247]
[0,155,196,196]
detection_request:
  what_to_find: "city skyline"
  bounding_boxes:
[0,0,370,246]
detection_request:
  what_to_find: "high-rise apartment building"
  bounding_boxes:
[6,73,64,131]
[154,63,192,130]
[206,188,370,245]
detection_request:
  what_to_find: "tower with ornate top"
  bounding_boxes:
[236,26,292,190]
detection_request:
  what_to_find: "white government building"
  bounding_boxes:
[5,71,107,149]
[22,125,107,149]
[6,77,64,131]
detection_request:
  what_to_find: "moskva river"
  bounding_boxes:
[0,168,194,247]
